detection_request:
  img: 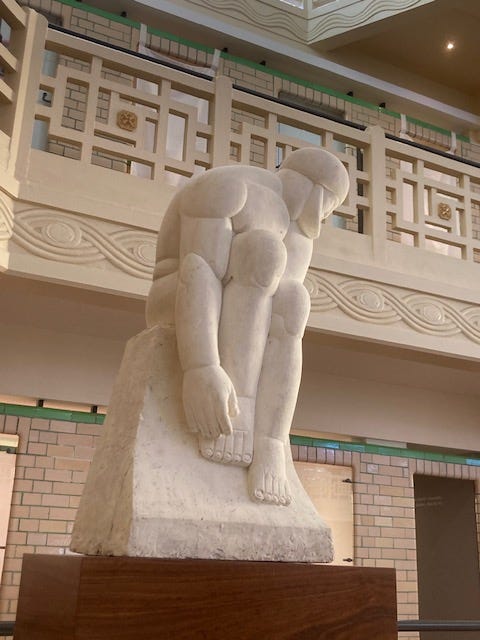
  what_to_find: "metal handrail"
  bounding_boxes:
[3,619,480,635]
[398,620,480,632]
[0,621,14,635]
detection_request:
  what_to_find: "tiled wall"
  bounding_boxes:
[2,409,480,639]
[70,8,133,47]
[0,412,100,623]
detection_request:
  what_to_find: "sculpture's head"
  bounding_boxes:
[277,147,349,238]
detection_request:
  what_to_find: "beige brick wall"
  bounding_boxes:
[221,59,275,95]
[0,412,101,623]
[2,409,480,639]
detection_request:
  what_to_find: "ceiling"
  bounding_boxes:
[329,0,480,99]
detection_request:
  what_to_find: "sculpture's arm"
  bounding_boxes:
[145,195,182,328]
[175,170,249,439]
[177,241,239,440]
[176,218,232,372]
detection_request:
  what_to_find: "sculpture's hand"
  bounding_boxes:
[183,365,239,439]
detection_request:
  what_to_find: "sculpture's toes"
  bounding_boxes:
[233,429,253,466]
[267,474,291,506]
[199,432,252,466]
[199,434,229,462]
[199,436,216,460]
[263,472,278,505]
[278,480,292,506]
[271,472,292,506]
[249,465,291,506]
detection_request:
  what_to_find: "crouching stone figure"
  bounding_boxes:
[71,147,349,560]
[146,147,349,507]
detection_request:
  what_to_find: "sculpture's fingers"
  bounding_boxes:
[202,402,222,439]
[216,402,233,436]
[193,406,210,438]
[227,388,240,418]
[184,404,199,432]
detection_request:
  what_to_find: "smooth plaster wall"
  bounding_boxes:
[2,278,479,451]
[1,315,479,452]
[295,367,480,453]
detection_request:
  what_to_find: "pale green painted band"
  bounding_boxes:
[2,402,479,466]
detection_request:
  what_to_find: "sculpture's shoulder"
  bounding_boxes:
[178,165,282,219]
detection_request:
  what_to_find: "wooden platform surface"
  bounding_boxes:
[15,554,397,639]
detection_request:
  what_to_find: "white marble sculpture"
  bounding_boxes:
[71,148,349,562]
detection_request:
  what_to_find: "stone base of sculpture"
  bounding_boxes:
[70,325,333,562]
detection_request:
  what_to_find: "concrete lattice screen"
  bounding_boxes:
[0,2,479,362]
[15,23,480,265]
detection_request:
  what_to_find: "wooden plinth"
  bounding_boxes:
[15,555,397,639]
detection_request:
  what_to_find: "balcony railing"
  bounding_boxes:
[2,618,480,636]
[1,1,479,358]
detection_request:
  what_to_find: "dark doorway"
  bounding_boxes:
[414,474,480,640]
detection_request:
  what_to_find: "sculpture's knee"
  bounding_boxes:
[271,280,311,338]
[179,252,216,286]
[227,230,287,292]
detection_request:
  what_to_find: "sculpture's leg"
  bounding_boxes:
[247,279,311,504]
[199,229,287,466]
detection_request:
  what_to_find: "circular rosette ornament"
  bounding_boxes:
[341,281,398,323]
[42,220,82,248]
[405,295,457,335]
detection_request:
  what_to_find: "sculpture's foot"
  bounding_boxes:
[198,396,254,466]
[248,436,291,506]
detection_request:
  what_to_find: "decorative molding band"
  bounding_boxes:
[12,208,156,279]
[305,269,480,344]
[0,192,14,242]
[186,0,307,41]
[307,0,434,43]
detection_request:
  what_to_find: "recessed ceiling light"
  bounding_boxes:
[446,41,455,51]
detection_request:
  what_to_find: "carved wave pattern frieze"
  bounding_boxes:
[305,271,480,343]
[186,0,428,44]
[308,0,427,41]
[0,193,13,242]
[187,0,306,40]
[13,209,156,279]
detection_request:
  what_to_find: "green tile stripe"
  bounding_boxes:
[220,51,469,143]
[0,402,105,425]
[222,51,398,114]
[49,0,469,143]
[2,402,478,466]
[406,115,469,142]
[48,0,213,52]
[51,0,140,27]
[290,434,480,467]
